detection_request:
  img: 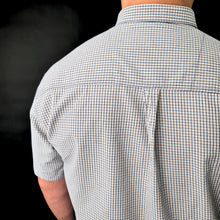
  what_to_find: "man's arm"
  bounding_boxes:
[38,177,76,220]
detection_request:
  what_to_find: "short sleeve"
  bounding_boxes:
[30,100,64,181]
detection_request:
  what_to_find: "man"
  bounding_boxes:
[30,0,220,219]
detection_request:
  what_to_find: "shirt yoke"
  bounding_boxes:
[34,23,220,100]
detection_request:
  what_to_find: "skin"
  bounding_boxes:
[121,0,195,9]
[38,1,194,219]
[38,177,75,220]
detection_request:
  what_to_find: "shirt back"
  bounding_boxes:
[30,4,220,219]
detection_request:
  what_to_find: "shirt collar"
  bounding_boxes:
[116,4,197,28]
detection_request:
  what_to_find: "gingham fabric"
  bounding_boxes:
[30,4,220,220]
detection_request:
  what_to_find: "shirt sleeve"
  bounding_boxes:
[30,92,64,181]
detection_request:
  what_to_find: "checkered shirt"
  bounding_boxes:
[30,4,220,219]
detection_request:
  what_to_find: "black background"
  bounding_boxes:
[0,1,219,219]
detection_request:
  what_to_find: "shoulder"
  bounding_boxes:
[197,30,220,72]
[34,27,115,98]
[197,29,220,54]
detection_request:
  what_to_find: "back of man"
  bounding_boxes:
[30,1,220,220]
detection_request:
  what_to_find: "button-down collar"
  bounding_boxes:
[116,4,197,28]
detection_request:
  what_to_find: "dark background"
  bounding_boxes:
[0,1,219,219]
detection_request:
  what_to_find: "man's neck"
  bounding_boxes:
[121,0,193,9]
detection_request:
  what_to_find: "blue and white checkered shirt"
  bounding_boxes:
[30,4,220,219]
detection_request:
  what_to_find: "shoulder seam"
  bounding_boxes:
[33,82,220,99]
